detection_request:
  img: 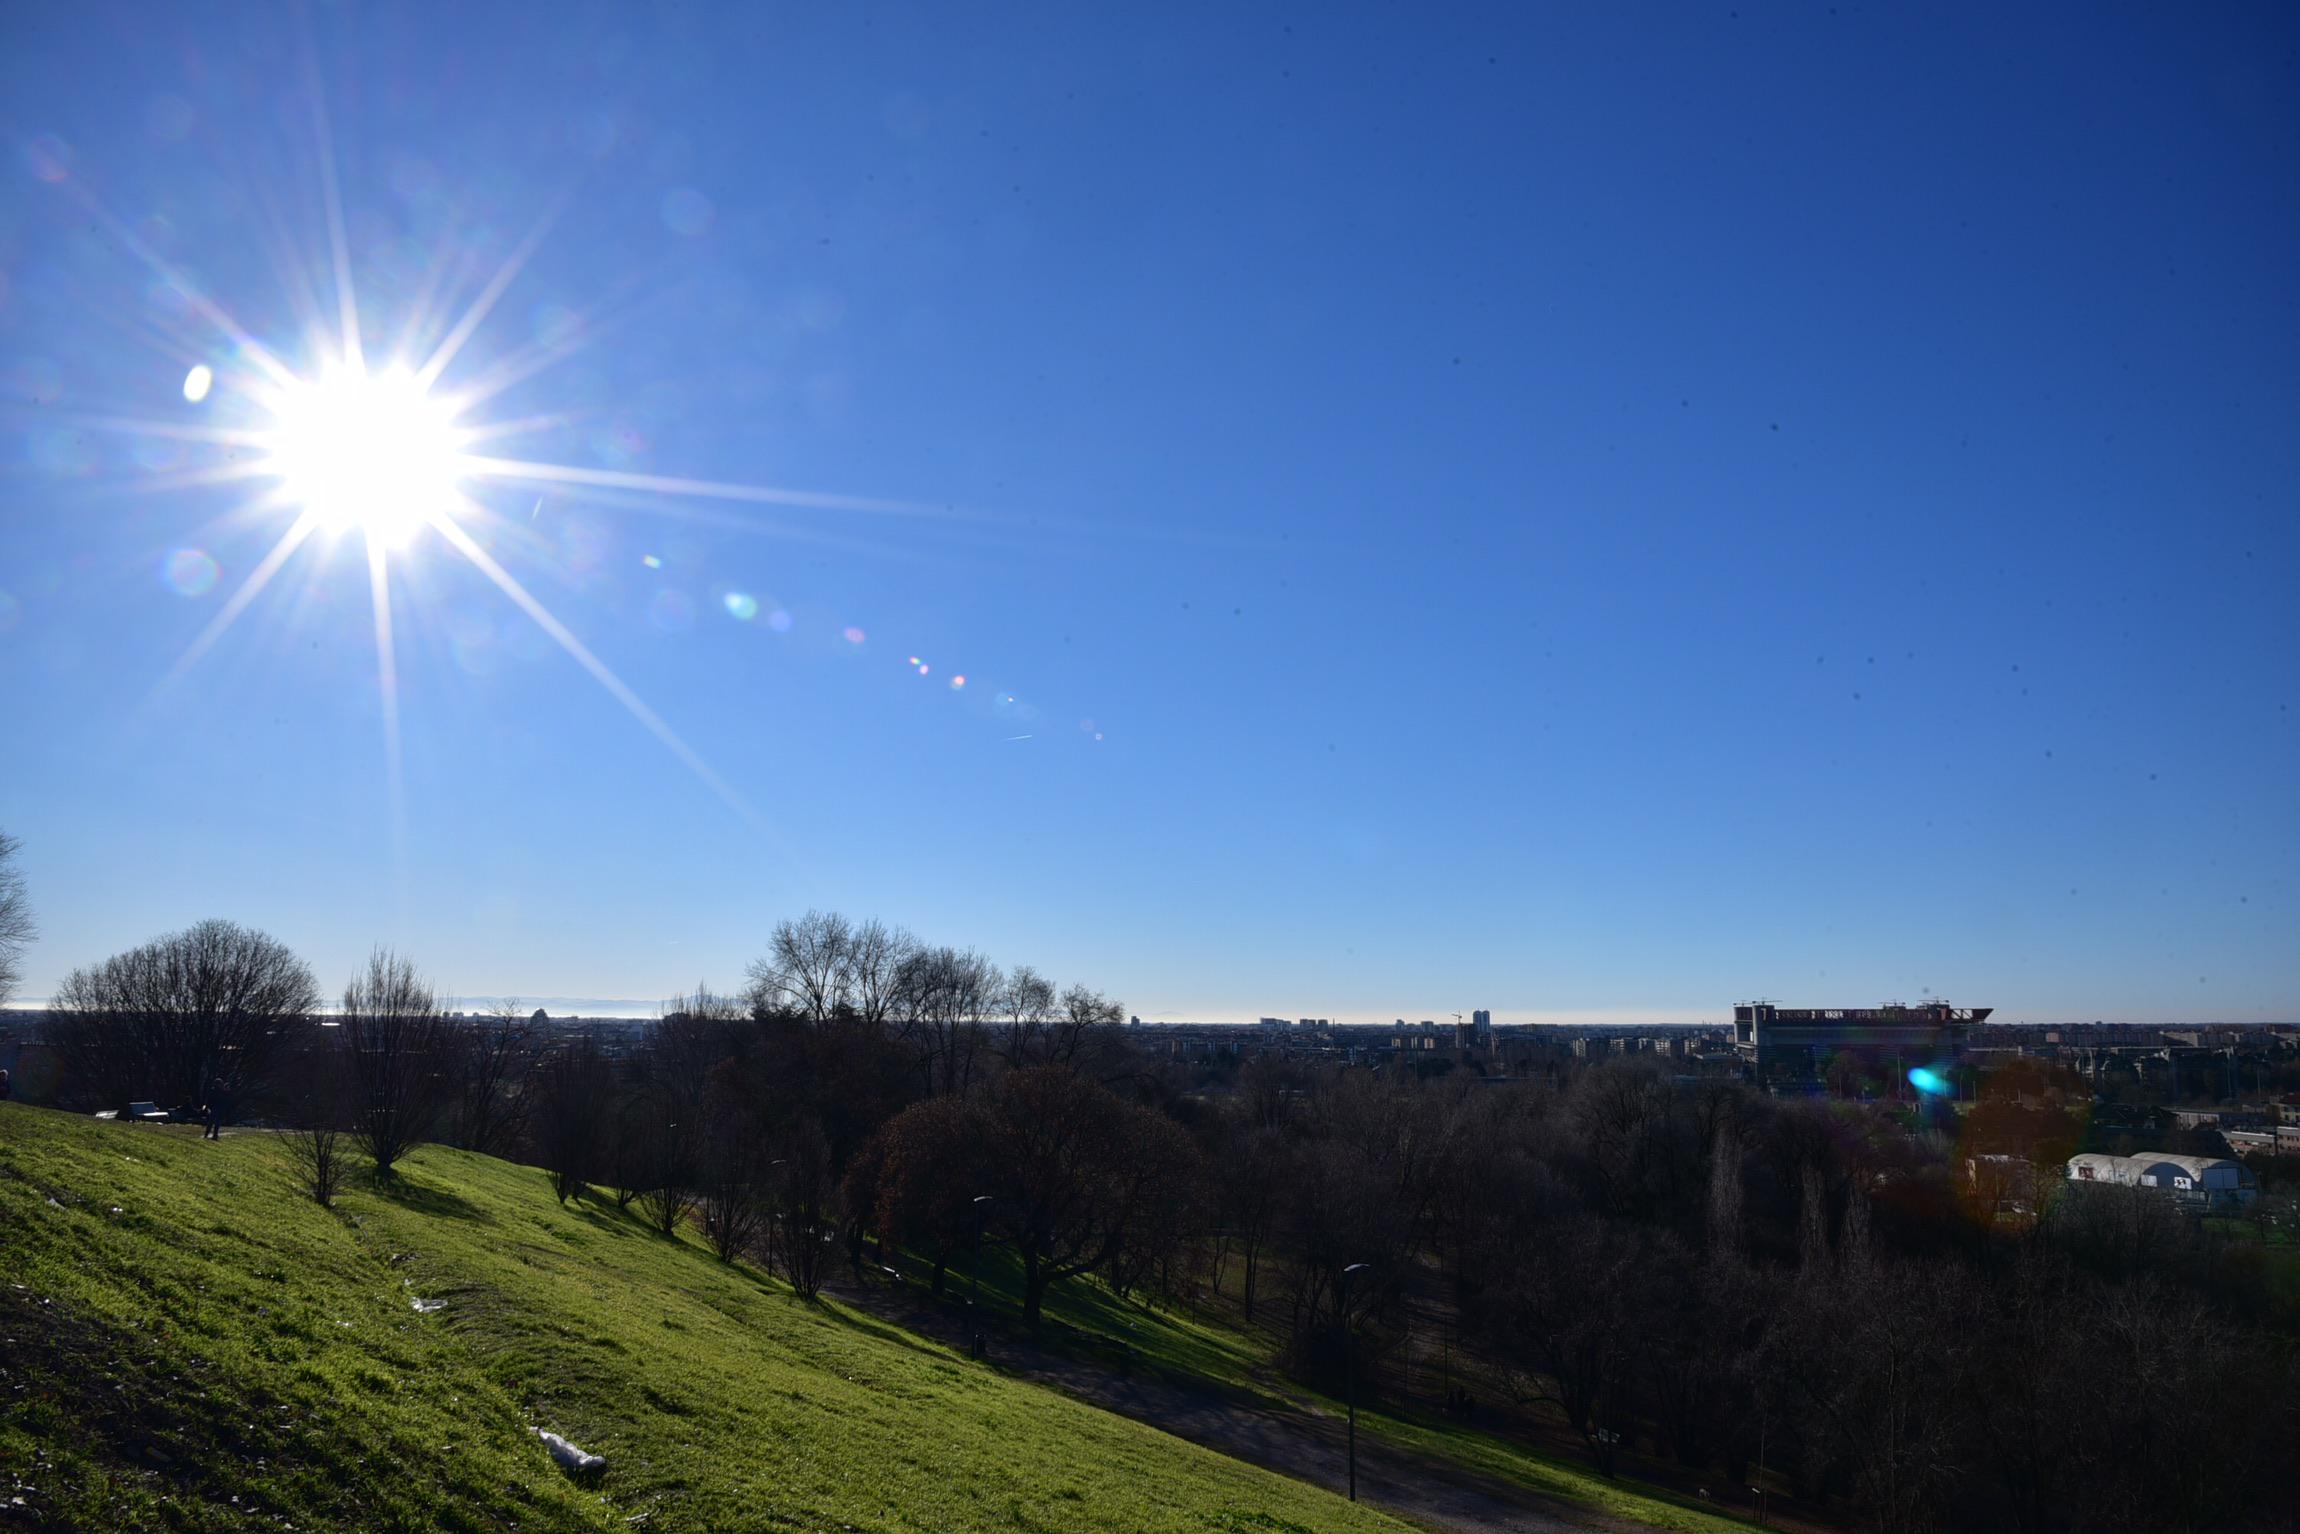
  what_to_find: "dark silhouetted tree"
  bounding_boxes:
[448,1000,535,1158]
[340,949,453,1178]
[46,919,319,1113]
[0,829,31,1008]
[534,1033,612,1203]
[281,1024,352,1207]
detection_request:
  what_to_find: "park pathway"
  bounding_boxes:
[827,1273,1604,1534]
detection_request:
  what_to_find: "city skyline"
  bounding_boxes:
[4,4,2295,1024]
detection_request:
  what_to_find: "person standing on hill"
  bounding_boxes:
[0,1066,12,1105]
[204,1084,231,1139]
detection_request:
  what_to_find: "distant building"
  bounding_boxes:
[2225,1126,2300,1158]
[2066,1152,2258,1211]
[1731,1000,1989,1089]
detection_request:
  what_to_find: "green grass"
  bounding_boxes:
[956,1250,1758,1534]
[0,1105,1408,1533]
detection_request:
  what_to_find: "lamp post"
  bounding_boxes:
[1341,1262,1371,1501]
[970,1195,994,1359]
[765,1158,788,1278]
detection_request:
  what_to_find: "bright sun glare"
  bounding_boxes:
[260,364,469,545]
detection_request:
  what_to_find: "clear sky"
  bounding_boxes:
[2,3,2294,1025]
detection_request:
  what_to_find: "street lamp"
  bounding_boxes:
[1341,1262,1371,1502]
[970,1195,994,1360]
[765,1158,788,1277]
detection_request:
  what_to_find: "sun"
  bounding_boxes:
[259,363,470,545]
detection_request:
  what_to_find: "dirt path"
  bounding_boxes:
[826,1274,1601,1533]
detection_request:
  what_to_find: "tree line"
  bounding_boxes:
[21,903,2300,1532]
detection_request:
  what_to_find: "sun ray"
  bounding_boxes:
[461,455,956,520]
[437,267,663,415]
[389,199,485,371]
[414,186,575,391]
[426,506,773,837]
[48,176,297,389]
[365,529,411,900]
[453,410,608,448]
[245,150,336,368]
[49,412,273,450]
[78,461,276,502]
[158,506,322,688]
[296,16,363,370]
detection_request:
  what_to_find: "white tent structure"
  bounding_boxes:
[2066,1152,2258,1210]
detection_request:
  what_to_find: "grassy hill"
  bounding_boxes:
[0,1105,1409,1533]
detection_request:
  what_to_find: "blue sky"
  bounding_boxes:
[2,3,2294,1024]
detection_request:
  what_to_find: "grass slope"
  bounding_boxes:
[0,1106,1405,1534]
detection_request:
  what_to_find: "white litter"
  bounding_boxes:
[537,1428,606,1474]
[411,1297,447,1314]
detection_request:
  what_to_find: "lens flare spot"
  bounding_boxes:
[949,674,966,690]
[1908,1066,1950,1097]
[642,554,663,570]
[767,609,793,633]
[25,134,71,184]
[9,358,63,407]
[182,364,213,403]
[661,187,715,238]
[648,589,694,632]
[146,95,195,143]
[842,626,866,644]
[723,590,759,621]
[162,548,219,597]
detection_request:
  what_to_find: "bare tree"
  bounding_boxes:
[1216,1121,1285,1320]
[0,829,32,1008]
[340,949,454,1178]
[903,945,999,1097]
[628,990,740,1237]
[45,919,319,1113]
[631,1079,698,1237]
[747,910,853,1026]
[534,1032,612,1203]
[1050,982,1126,1074]
[996,965,1058,1068]
[697,1059,768,1262]
[844,918,915,1032]
[447,1000,536,1158]
[1466,1216,1645,1474]
[281,1025,352,1206]
[772,1113,841,1299]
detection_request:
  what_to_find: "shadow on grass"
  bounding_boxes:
[367,1168,492,1223]
[814,1291,960,1361]
[567,1192,652,1238]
